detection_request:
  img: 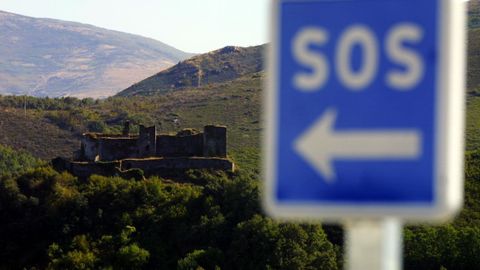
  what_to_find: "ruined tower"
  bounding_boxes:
[203,125,227,157]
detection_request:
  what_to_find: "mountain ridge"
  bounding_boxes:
[0,10,194,98]
[117,44,264,97]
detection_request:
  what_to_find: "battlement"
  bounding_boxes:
[77,123,227,161]
[54,123,234,180]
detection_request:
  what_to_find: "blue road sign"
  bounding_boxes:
[264,0,466,220]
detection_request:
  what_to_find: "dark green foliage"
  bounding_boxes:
[402,150,480,269]
[404,225,480,270]
[0,167,81,267]
[458,151,480,227]
[47,227,150,270]
[229,216,337,270]
[118,168,145,181]
[0,167,339,269]
[0,144,44,176]
[401,20,480,267]
[86,120,106,132]
[177,248,223,270]
[0,96,89,111]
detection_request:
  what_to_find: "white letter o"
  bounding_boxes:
[336,25,378,91]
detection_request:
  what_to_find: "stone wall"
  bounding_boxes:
[52,157,121,179]
[70,161,121,179]
[77,125,228,162]
[155,126,227,158]
[82,134,99,160]
[98,138,138,161]
[121,157,234,175]
[53,156,234,180]
[156,133,203,157]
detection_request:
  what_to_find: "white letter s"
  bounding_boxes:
[386,23,424,90]
[292,27,329,92]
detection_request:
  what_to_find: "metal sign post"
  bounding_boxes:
[263,0,466,268]
[346,219,402,270]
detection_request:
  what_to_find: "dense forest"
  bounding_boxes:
[0,165,338,269]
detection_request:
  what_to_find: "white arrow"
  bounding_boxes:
[294,108,421,183]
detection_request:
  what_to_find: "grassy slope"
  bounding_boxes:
[101,73,263,169]
[117,45,264,97]
[0,109,78,160]
[466,22,480,150]
[0,73,262,170]
[466,96,480,150]
[468,28,480,91]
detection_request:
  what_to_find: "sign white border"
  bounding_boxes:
[263,0,466,221]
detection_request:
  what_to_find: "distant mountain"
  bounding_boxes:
[0,10,193,98]
[117,45,264,97]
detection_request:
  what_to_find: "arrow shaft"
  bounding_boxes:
[294,108,422,182]
[332,131,421,158]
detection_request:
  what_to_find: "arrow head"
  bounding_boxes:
[294,108,338,183]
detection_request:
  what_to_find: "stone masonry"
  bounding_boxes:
[76,123,227,161]
[54,123,234,179]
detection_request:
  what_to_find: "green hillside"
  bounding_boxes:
[3,18,480,268]
[117,45,263,97]
[0,72,338,269]
[0,73,262,170]
[0,107,78,160]
[2,83,480,268]
[468,28,480,91]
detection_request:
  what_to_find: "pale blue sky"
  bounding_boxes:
[0,0,269,53]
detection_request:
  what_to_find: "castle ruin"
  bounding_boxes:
[53,122,234,179]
